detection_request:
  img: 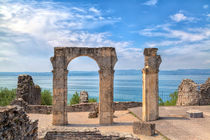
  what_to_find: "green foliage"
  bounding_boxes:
[41,89,52,105]
[159,91,178,106]
[88,97,97,103]
[69,91,97,105]
[70,91,80,105]
[0,88,16,106]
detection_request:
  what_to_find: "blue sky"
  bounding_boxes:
[0,0,210,72]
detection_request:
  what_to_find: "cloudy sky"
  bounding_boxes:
[0,0,210,72]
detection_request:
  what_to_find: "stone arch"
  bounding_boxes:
[50,47,118,125]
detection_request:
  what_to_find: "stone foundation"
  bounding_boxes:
[0,105,38,140]
[43,128,139,140]
[133,121,155,136]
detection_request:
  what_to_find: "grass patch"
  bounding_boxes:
[0,88,16,106]
[159,91,178,106]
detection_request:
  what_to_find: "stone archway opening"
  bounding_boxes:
[67,56,100,105]
[51,47,118,126]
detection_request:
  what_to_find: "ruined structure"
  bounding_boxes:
[44,128,139,140]
[142,48,162,122]
[0,106,38,140]
[200,78,210,105]
[177,78,210,106]
[176,79,200,106]
[16,75,41,105]
[80,91,88,103]
[51,47,117,125]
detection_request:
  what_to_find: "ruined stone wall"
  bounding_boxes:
[16,74,41,105]
[26,102,142,114]
[0,106,38,140]
[43,129,139,140]
[200,78,210,105]
[177,78,210,106]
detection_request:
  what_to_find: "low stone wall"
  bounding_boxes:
[0,105,38,140]
[27,105,52,114]
[27,102,142,114]
[43,128,139,140]
[114,102,142,111]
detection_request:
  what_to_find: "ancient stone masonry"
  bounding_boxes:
[24,102,142,114]
[0,105,38,140]
[43,128,139,140]
[16,74,41,105]
[177,78,210,106]
[176,79,200,106]
[142,48,161,122]
[80,91,88,103]
[51,47,117,125]
[200,78,210,105]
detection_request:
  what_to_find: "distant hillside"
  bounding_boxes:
[160,69,210,75]
[0,69,209,76]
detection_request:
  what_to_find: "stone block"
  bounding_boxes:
[133,121,155,136]
[186,110,203,118]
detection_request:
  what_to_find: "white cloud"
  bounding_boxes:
[203,4,208,9]
[170,13,187,22]
[170,11,196,22]
[143,0,158,6]
[139,24,210,70]
[0,0,140,71]
[89,7,100,15]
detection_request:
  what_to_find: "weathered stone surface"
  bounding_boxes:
[186,110,203,118]
[176,79,201,106]
[16,74,41,105]
[10,97,29,110]
[88,105,99,118]
[142,48,161,122]
[0,105,38,140]
[80,91,88,103]
[133,121,155,136]
[44,128,139,140]
[200,78,210,105]
[24,102,142,114]
[51,47,117,125]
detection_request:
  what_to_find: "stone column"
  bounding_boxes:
[142,48,161,122]
[52,56,68,125]
[98,68,114,125]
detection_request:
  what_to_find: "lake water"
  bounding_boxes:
[0,70,209,102]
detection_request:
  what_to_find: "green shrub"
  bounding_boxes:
[70,91,80,105]
[159,91,178,106]
[69,91,98,105]
[41,89,52,105]
[0,88,16,106]
[88,97,97,103]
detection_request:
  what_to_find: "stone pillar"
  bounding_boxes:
[142,48,161,122]
[52,56,68,125]
[99,68,114,125]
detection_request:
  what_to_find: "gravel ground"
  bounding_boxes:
[28,110,165,140]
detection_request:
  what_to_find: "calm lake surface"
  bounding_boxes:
[0,70,209,102]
